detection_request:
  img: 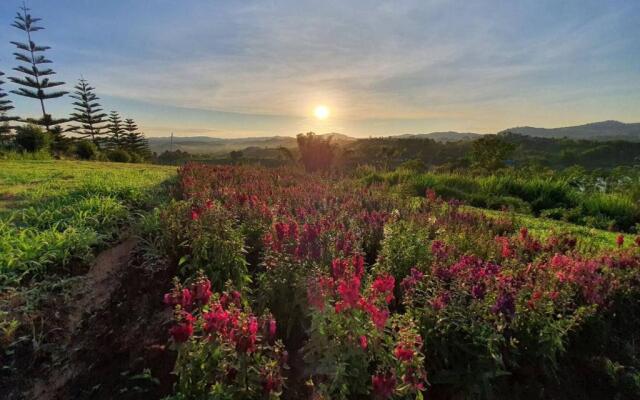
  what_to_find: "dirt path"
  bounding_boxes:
[26,238,176,400]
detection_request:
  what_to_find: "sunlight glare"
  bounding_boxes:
[314,105,330,120]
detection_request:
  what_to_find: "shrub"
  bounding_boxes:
[107,148,131,163]
[161,200,249,290]
[304,257,427,399]
[14,125,51,153]
[74,140,98,160]
[165,279,287,399]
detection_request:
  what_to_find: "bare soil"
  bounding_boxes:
[1,238,177,400]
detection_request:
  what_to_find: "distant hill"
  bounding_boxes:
[148,121,640,154]
[499,120,640,141]
[147,132,355,154]
[395,131,482,142]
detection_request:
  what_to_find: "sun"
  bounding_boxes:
[313,105,330,120]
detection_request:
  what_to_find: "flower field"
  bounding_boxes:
[160,164,640,399]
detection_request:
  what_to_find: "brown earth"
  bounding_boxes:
[1,238,177,400]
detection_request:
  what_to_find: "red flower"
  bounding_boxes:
[170,312,195,343]
[372,372,396,399]
[359,335,368,350]
[203,305,230,334]
[394,344,414,361]
[617,234,624,248]
[190,209,200,221]
[371,274,395,304]
[192,279,212,305]
[336,275,361,311]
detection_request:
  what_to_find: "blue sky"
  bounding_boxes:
[0,0,639,137]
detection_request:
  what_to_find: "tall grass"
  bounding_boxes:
[371,170,640,232]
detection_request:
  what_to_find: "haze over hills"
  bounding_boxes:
[499,120,640,141]
[147,121,640,154]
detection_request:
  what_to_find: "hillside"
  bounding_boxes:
[500,120,640,141]
[395,131,482,141]
[148,132,355,154]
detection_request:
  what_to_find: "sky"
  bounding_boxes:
[0,0,639,138]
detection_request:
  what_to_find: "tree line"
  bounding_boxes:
[0,4,150,162]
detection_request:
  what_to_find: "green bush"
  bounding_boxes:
[14,125,51,153]
[107,148,132,163]
[74,140,98,160]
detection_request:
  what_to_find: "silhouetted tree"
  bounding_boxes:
[0,70,18,145]
[470,135,515,170]
[9,4,67,131]
[296,132,335,172]
[106,111,125,149]
[229,150,243,164]
[68,78,107,143]
[123,118,150,157]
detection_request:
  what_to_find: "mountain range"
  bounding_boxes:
[147,120,640,154]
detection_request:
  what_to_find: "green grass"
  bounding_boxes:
[475,206,625,253]
[375,169,640,232]
[0,160,176,284]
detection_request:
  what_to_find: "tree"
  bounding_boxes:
[470,135,516,170]
[68,78,107,143]
[14,124,50,152]
[122,118,150,157]
[296,132,336,172]
[229,150,243,164]
[9,4,67,131]
[106,111,125,149]
[0,70,18,146]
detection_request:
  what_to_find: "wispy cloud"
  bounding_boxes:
[0,0,638,136]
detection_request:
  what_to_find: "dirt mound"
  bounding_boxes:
[8,238,177,400]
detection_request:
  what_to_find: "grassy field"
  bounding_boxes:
[0,160,176,283]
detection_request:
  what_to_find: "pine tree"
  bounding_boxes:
[9,4,67,131]
[106,111,125,149]
[0,70,18,145]
[69,78,107,143]
[123,118,150,157]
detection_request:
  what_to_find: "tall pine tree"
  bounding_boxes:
[69,78,107,143]
[106,111,125,149]
[9,4,67,131]
[123,118,150,157]
[0,70,18,145]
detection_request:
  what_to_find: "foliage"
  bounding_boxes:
[68,78,108,143]
[107,148,131,163]
[366,169,640,232]
[161,164,640,399]
[160,199,250,291]
[106,111,125,149]
[165,279,287,399]
[122,118,151,158]
[471,135,516,170]
[0,160,175,283]
[73,139,98,160]
[8,5,67,131]
[297,132,336,172]
[14,124,51,152]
